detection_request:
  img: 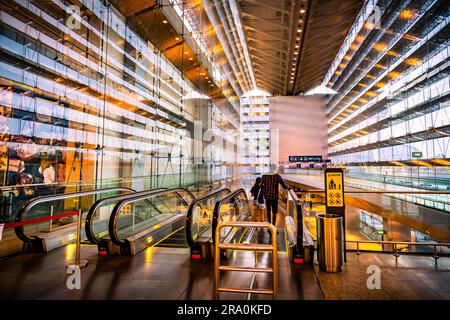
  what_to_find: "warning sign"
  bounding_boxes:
[325,170,344,208]
[0,156,7,170]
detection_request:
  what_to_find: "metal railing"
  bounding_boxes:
[14,187,136,243]
[185,188,231,248]
[347,240,450,269]
[214,221,278,300]
[292,187,450,268]
[108,188,195,246]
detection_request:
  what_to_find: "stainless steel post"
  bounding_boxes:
[317,214,343,272]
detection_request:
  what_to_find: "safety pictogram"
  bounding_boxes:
[325,170,344,208]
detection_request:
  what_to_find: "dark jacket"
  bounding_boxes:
[250,185,264,204]
[261,173,288,200]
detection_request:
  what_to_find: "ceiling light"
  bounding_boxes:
[188,57,193,61]
[162,20,168,24]
[184,51,189,55]
[175,37,180,41]
[294,52,298,55]
[290,80,294,83]
[300,9,305,14]
[297,29,302,32]
[295,45,300,48]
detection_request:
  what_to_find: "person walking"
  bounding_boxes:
[250,177,265,222]
[261,164,289,227]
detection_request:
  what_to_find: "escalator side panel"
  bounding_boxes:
[120,214,186,256]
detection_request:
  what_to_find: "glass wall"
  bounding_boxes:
[240,89,271,189]
[325,0,450,211]
[0,0,238,223]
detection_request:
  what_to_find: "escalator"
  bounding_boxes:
[87,188,195,255]
[187,188,253,259]
[156,227,188,247]
[13,187,136,253]
[84,187,167,254]
[97,187,239,255]
[285,189,315,263]
[185,188,232,258]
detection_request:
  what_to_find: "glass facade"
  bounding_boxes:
[240,89,271,189]
[325,0,450,211]
[0,0,239,223]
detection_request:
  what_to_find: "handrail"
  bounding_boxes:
[85,188,166,245]
[108,187,195,246]
[212,188,250,244]
[347,240,450,246]
[214,221,278,300]
[346,239,450,269]
[14,187,136,243]
[287,188,304,257]
[185,188,231,248]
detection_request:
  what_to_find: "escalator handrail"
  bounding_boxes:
[185,188,231,248]
[287,188,303,251]
[14,187,136,243]
[108,187,195,246]
[212,188,250,244]
[85,188,166,245]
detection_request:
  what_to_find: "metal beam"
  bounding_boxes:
[247,38,286,52]
[128,3,160,19]
[244,25,288,42]
[252,55,283,70]
[239,0,291,15]
[241,12,288,30]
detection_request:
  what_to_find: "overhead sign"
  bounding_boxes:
[412,151,422,158]
[289,155,323,162]
[325,170,344,207]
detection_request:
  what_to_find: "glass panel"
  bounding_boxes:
[20,188,133,240]
[216,191,251,243]
[114,190,193,241]
[189,189,231,243]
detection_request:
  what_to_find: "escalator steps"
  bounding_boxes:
[155,228,189,248]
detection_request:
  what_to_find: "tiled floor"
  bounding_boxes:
[1,241,448,300]
[0,243,323,300]
[314,252,450,300]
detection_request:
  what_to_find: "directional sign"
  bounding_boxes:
[325,170,344,208]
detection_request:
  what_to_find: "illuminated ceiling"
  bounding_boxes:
[107,0,364,100]
[237,0,364,95]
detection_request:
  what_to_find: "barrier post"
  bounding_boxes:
[71,209,88,269]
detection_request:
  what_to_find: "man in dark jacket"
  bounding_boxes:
[261,164,289,226]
